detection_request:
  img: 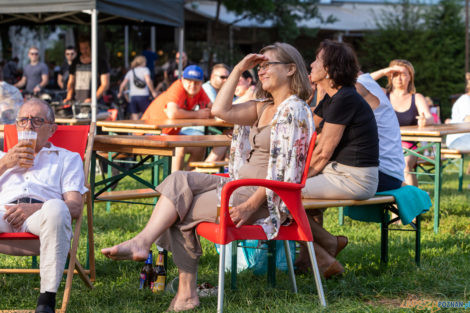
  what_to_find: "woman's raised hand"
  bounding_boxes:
[385,65,406,76]
[234,53,268,73]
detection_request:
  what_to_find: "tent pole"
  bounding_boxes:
[178,27,184,79]
[91,9,98,123]
[151,26,156,52]
[125,25,129,69]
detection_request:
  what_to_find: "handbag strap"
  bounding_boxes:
[132,68,146,87]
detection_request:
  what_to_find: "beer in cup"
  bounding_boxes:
[17,130,37,168]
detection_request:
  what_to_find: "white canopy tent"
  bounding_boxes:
[0,0,185,122]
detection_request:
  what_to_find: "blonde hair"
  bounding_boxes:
[131,56,147,69]
[255,42,312,102]
[386,59,416,94]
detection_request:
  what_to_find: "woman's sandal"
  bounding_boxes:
[323,260,344,279]
[334,236,348,257]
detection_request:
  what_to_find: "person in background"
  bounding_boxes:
[424,96,441,124]
[64,36,110,106]
[198,64,231,163]
[203,70,257,164]
[141,65,211,172]
[141,46,158,80]
[371,59,434,186]
[164,51,189,86]
[202,64,230,102]
[117,55,157,120]
[234,70,256,103]
[446,73,470,150]
[57,46,77,90]
[356,73,405,192]
[14,47,48,95]
[3,57,19,85]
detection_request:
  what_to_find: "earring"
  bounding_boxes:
[325,73,329,79]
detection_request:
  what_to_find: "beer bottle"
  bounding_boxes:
[152,249,166,293]
[140,250,155,289]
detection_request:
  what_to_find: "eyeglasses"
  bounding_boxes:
[29,52,39,56]
[257,61,290,72]
[216,75,229,79]
[16,117,53,128]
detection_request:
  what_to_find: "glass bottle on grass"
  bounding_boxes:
[152,247,166,293]
[140,250,156,290]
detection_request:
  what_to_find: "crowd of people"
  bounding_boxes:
[2,36,470,313]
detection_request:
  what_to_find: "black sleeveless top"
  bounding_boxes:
[387,93,418,126]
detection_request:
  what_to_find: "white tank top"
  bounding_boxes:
[357,73,405,182]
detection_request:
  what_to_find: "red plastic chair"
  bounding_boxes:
[0,123,95,312]
[196,131,326,312]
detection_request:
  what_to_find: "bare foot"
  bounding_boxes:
[101,238,149,261]
[167,294,199,312]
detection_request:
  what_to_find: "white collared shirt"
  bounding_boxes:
[0,143,87,204]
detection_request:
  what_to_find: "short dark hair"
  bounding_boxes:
[241,71,255,85]
[65,45,76,51]
[78,35,90,45]
[317,40,359,88]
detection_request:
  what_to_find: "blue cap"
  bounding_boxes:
[183,65,204,81]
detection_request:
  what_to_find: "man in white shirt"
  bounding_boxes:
[0,98,87,313]
[446,94,470,150]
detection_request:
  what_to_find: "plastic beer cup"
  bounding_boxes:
[17,130,37,168]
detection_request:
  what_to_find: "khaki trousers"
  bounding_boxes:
[0,199,72,293]
[302,162,378,200]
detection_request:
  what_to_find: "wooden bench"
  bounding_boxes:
[95,188,161,204]
[188,161,228,173]
[416,148,469,191]
[302,195,421,266]
[94,189,421,266]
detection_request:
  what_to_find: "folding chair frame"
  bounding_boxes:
[0,123,96,313]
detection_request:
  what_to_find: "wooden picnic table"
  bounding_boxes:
[55,117,94,125]
[93,134,232,155]
[90,134,232,210]
[97,118,233,134]
[400,122,470,141]
[400,122,470,233]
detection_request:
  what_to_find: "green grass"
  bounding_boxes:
[1,167,470,312]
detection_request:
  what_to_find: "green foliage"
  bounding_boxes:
[222,0,323,42]
[359,0,466,118]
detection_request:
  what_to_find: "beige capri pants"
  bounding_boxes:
[302,162,379,200]
[155,171,268,273]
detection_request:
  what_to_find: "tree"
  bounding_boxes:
[359,0,465,117]
[199,0,332,68]
[222,0,324,42]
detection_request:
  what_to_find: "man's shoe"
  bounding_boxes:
[35,304,54,313]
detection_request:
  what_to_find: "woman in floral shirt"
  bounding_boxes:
[102,42,314,312]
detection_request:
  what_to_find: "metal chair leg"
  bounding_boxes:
[283,240,297,293]
[217,244,226,313]
[307,242,327,307]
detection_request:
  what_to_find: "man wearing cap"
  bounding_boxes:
[142,65,211,171]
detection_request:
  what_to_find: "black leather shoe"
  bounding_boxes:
[35,304,54,313]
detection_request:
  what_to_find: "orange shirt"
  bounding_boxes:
[141,80,211,135]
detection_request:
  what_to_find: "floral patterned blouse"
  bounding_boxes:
[228,95,314,239]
